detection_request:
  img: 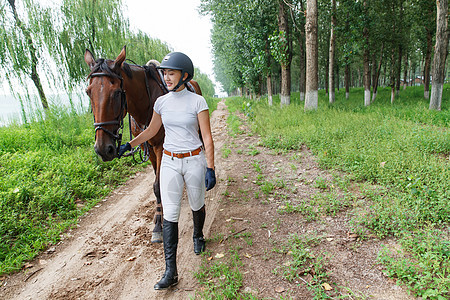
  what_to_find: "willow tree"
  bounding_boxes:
[0,0,55,109]
[52,0,130,89]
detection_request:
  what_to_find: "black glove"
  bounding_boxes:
[117,142,131,158]
[205,167,216,191]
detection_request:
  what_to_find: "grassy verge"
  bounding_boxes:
[0,105,150,274]
[218,85,449,299]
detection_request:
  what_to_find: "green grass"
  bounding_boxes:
[194,248,257,299]
[0,105,149,274]
[273,233,335,299]
[225,84,450,298]
[234,86,450,231]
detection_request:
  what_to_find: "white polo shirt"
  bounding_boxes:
[154,88,208,152]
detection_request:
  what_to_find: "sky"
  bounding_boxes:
[123,0,222,95]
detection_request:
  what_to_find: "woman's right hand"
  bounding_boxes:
[118,142,131,158]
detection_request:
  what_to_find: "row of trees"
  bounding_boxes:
[0,0,215,111]
[201,0,448,110]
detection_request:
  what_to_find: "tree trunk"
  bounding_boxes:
[267,74,273,106]
[396,45,402,95]
[298,0,306,102]
[430,0,448,110]
[328,0,336,104]
[345,61,350,99]
[372,44,384,103]
[265,42,273,106]
[325,55,329,94]
[299,39,306,101]
[278,0,291,106]
[304,0,318,110]
[336,63,340,91]
[403,52,409,90]
[8,0,48,109]
[371,54,377,94]
[423,29,433,99]
[395,1,404,95]
[363,0,371,106]
[390,48,396,104]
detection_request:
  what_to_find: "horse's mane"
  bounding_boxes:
[87,57,165,86]
[144,61,162,84]
[87,58,133,79]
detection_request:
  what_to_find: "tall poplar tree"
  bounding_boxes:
[328,0,336,104]
[429,0,448,110]
[304,0,318,110]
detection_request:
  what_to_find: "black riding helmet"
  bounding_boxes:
[157,52,194,92]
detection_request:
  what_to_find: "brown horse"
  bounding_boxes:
[84,46,202,243]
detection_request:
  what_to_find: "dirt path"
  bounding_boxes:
[0,100,414,299]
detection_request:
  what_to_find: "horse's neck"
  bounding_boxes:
[123,68,161,127]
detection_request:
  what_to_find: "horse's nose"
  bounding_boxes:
[106,144,116,158]
[94,143,116,161]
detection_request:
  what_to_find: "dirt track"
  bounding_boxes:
[0,100,414,299]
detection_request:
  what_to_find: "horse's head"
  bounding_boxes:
[84,46,127,161]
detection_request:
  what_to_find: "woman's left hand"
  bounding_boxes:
[205,167,216,191]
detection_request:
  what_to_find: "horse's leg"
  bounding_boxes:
[151,144,164,243]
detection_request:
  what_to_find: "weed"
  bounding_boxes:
[247,145,260,156]
[314,177,328,190]
[273,233,334,298]
[221,147,231,158]
[260,181,275,195]
[251,160,263,173]
[195,247,256,299]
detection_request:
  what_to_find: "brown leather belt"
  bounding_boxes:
[163,147,202,158]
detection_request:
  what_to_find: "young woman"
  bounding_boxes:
[118,52,216,290]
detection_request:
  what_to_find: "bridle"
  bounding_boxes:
[88,72,127,148]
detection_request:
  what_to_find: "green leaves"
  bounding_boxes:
[269,30,290,66]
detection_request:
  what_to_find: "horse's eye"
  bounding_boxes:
[85,88,91,96]
[114,91,122,101]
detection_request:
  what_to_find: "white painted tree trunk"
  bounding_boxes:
[280,95,290,107]
[364,89,371,106]
[305,90,318,110]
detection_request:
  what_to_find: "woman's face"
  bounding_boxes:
[163,69,187,91]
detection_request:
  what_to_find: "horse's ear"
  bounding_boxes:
[84,49,96,69]
[113,46,126,72]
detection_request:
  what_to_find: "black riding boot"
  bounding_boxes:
[192,205,206,255]
[154,219,178,290]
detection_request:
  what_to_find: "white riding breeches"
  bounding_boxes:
[160,151,206,223]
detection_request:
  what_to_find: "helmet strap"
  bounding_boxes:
[170,71,188,92]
